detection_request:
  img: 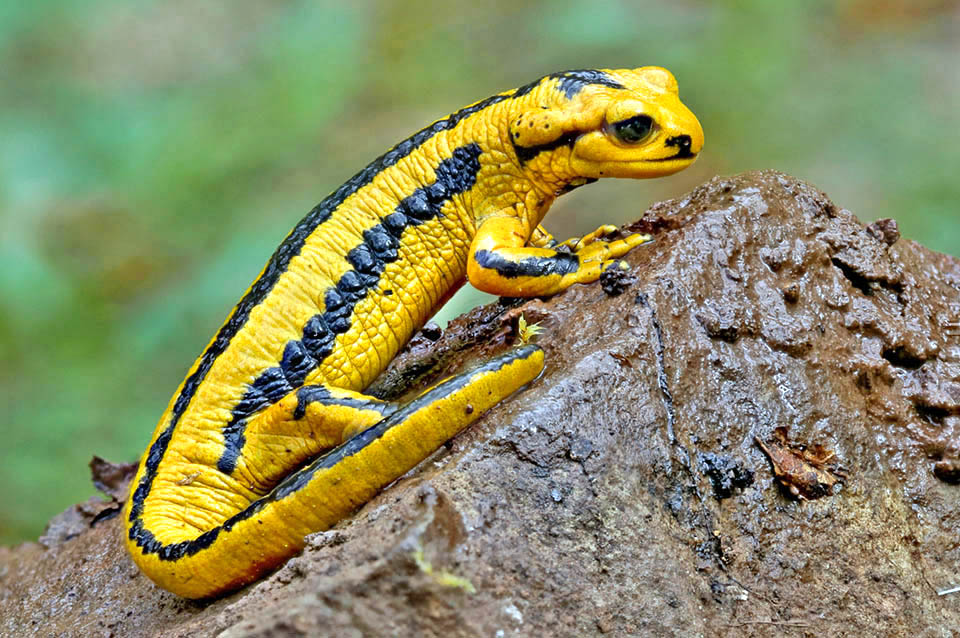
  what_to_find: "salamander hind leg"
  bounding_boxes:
[267,344,546,531]
[232,385,398,493]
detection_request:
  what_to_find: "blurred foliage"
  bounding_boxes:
[1,0,957,545]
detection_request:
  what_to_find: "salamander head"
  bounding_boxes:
[509,67,704,181]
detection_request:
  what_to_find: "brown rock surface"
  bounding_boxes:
[2,170,958,637]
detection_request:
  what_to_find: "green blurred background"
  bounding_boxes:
[1,0,957,545]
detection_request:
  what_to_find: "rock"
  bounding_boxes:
[2,171,958,637]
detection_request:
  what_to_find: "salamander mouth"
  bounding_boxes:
[648,149,697,162]
[650,150,697,162]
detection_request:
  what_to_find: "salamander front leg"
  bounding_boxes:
[467,215,651,297]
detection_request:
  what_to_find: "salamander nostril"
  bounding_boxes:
[663,134,695,159]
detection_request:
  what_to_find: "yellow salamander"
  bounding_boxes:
[124,67,703,598]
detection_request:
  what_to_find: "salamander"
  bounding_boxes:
[123,66,704,598]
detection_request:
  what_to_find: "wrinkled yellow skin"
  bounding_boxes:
[123,67,703,599]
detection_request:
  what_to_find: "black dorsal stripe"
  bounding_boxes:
[215,144,483,474]
[513,69,625,99]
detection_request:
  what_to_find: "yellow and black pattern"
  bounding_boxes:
[124,67,703,598]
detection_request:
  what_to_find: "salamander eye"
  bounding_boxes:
[612,115,654,144]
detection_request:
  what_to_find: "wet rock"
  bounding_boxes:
[2,171,958,637]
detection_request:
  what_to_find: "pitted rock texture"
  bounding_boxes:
[1,171,958,637]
